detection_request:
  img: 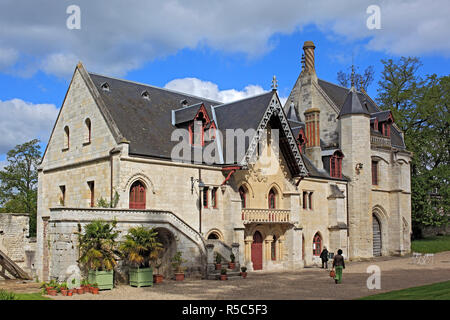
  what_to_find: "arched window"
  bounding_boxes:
[64,126,70,149]
[330,151,344,178]
[129,180,146,209]
[239,186,247,209]
[313,233,322,256]
[85,118,91,144]
[271,235,277,261]
[268,188,276,209]
[207,232,219,240]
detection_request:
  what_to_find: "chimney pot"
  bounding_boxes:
[302,41,316,74]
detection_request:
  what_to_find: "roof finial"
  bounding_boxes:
[351,64,355,89]
[271,75,278,91]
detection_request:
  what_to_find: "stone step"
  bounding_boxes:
[207,272,243,280]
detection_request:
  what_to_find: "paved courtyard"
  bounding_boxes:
[3,251,450,300]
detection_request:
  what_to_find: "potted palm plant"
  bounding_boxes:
[215,253,222,270]
[120,226,163,288]
[171,251,187,281]
[228,253,236,269]
[220,268,227,281]
[78,219,120,290]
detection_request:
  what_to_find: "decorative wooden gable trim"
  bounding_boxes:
[241,92,308,177]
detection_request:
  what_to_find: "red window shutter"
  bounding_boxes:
[313,234,322,256]
[372,161,378,185]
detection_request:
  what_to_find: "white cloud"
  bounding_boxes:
[164,77,288,105]
[0,0,448,78]
[164,78,267,103]
[0,99,59,154]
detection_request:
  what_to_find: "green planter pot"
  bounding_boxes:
[129,267,153,288]
[88,270,114,290]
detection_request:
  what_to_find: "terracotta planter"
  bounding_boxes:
[47,289,57,296]
[46,287,54,294]
[67,290,73,296]
[240,272,247,278]
[215,264,221,270]
[175,273,185,281]
[77,288,85,294]
[91,287,99,295]
[61,289,69,296]
[220,275,227,281]
[153,274,164,284]
[228,262,235,269]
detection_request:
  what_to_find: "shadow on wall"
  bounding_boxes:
[156,227,177,279]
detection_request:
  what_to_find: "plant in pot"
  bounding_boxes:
[220,268,227,281]
[81,279,90,293]
[153,258,164,284]
[78,219,120,291]
[240,266,247,278]
[171,251,187,281]
[215,253,222,270]
[60,282,69,296]
[120,226,163,288]
[91,283,99,295]
[228,253,236,269]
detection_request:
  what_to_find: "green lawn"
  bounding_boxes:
[359,280,450,300]
[0,290,52,300]
[411,235,450,253]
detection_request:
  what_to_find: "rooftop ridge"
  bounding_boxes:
[88,71,222,105]
[212,90,273,109]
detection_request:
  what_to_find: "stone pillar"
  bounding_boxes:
[244,236,253,271]
[205,244,215,275]
[264,235,274,269]
[231,243,240,270]
[233,227,245,267]
[278,235,285,261]
[42,216,49,281]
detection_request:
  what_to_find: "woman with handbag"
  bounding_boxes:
[332,249,345,284]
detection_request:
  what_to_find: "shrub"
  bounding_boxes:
[0,290,17,300]
[120,226,163,268]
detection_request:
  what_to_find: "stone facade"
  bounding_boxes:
[36,42,412,281]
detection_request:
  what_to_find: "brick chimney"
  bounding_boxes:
[304,107,323,169]
[302,41,316,74]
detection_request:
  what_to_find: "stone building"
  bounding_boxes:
[36,40,412,282]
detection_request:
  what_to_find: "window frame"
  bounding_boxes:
[313,233,322,256]
[203,187,209,208]
[268,188,276,209]
[87,181,95,208]
[372,160,379,185]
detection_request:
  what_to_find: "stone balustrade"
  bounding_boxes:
[370,133,391,148]
[241,208,291,223]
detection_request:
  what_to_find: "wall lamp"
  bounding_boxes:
[191,176,205,194]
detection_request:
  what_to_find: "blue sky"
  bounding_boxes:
[0,0,449,164]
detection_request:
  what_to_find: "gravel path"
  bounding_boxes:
[6,251,450,300]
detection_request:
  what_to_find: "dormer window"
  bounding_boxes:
[141,90,150,100]
[189,105,210,146]
[330,150,344,178]
[100,82,110,92]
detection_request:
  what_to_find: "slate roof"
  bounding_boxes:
[89,73,221,159]
[317,79,406,149]
[338,87,370,117]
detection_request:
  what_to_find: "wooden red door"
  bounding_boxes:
[129,181,146,209]
[251,231,263,270]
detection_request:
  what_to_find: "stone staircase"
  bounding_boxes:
[206,265,242,280]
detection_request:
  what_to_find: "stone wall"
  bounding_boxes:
[0,213,36,278]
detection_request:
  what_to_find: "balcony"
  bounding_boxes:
[371,133,391,149]
[241,208,292,224]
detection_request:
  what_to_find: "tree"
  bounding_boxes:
[376,57,449,236]
[0,139,41,237]
[337,65,375,91]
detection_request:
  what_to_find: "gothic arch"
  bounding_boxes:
[372,205,389,256]
[206,228,224,241]
[238,181,254,199]
[265,182,283,199]
[123,172,156,195]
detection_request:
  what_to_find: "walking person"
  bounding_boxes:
[320,246,329,269]
[332,249,345,284]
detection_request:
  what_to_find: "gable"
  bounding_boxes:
[41,67,118,168]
